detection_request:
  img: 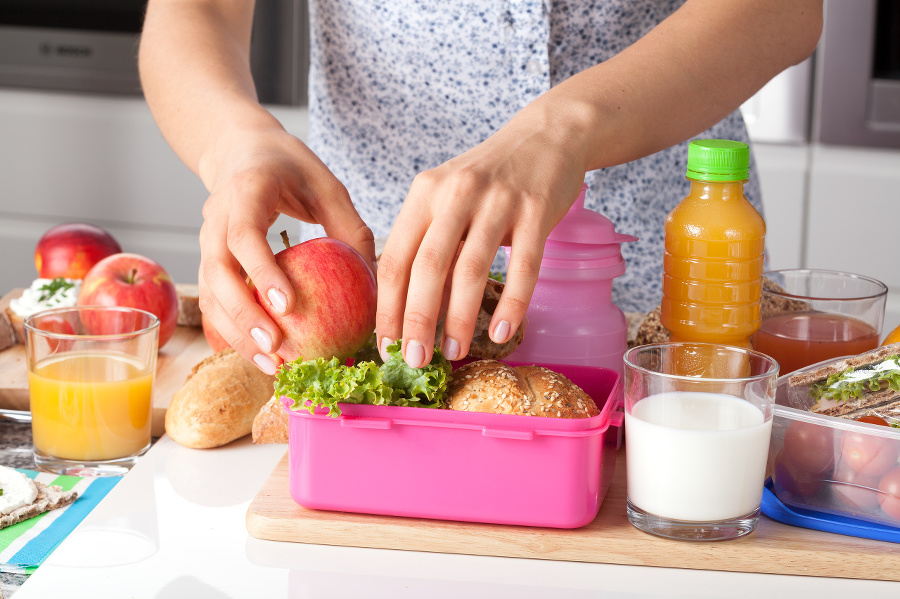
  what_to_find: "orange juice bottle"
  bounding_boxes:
[660,140,765,375]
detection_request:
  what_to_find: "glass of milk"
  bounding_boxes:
[623,342,778,541]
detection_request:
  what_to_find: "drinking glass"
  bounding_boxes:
[25,306,159,476]
[753,269,887,374]
[623,342,778,541]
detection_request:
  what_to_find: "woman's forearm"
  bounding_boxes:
[528,0,823,173]
[138,0,281,189]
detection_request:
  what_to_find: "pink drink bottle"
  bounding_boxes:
[505,184,637,376]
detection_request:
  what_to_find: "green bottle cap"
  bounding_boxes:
[685,139,749,182]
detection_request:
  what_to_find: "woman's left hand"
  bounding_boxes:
[376,97,590,367]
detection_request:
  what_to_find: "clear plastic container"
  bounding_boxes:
[767,359,900,531]
[285,361,623,528]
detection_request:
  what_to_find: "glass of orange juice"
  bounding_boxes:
[24,306,159,476]
[752,269,887,375]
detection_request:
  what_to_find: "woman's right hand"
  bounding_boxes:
[196,120,376,374]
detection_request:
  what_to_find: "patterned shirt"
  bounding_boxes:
[303,0,764,313]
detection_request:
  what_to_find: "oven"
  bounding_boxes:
[813,0,900,149]
[0,0,307,105]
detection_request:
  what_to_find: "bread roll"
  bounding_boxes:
[252,395,289,444]
[446,359,599,418]
[166,349,276,448]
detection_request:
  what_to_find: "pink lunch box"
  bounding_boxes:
[284,361,623,529]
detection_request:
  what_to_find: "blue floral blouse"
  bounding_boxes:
[302,0,764,313]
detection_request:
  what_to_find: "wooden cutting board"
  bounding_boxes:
[247,449,900,581]
[0,289,213,436]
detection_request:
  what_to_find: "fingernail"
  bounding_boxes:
[442,337,461,361]
[251,327,273,353]
[253,353,277,375]
[379,336,394,362]
[492,320,511,344]
[267,288,288,314]
[405,340,426,368]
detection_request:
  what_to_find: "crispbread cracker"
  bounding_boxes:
[632,305,669,347]
[0,480,79,530]
[760,277,811,318]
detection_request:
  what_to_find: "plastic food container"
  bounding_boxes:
[284,362,623,529]
[767,359,900,531]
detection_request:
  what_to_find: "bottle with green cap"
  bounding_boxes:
[660,139,766,364]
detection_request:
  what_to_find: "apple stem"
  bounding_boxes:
[280,230,291,250]
[128,268,138,284]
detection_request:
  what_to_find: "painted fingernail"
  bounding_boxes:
[267,288,288,314]
[379,336,394,362]
[251,327,273,353]
[442,337,461,361]
[405,340,426,368]
[492,320,511,344]
[253,353,277,375]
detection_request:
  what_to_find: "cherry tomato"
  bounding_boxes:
[840,431,900,478]
[856,415,890,426]
[781,420,836,476]
[877,466,900,522]
[772,449,825,500]
[831,463,881,511]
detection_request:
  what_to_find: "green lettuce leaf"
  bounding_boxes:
[274,340,452,417]
[809,355,900,402]
[379,340,451,408]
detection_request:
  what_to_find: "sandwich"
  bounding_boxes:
[788,342,900,424]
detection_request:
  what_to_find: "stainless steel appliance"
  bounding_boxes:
[0,0,307,105]
[813,0,900,148]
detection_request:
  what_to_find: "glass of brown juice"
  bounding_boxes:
[753,269,887,375]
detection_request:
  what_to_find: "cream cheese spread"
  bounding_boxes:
[0,465,38,515]
[8,277,81,318]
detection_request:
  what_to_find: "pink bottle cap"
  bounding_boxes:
[549,184,638,246]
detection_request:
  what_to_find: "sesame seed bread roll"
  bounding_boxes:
[445,359,600,418]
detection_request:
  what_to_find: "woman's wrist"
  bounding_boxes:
[197,101,287,191]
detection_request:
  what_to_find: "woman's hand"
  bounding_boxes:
[197,121,375,374]
[376,97,590,367]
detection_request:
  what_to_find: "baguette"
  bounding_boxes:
[166,349,276,449]
[445,359,599,418]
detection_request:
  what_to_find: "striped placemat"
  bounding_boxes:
[0,470,119,572]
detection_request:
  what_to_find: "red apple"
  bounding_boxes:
[35,222,122,279]
[78,253,179,348]
[201,311,232,353]
[253,237,376,362]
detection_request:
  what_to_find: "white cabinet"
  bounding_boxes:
[0,88,308,293]
[805,144,900,331]
[752,142,809,271]
[751,141,900,334]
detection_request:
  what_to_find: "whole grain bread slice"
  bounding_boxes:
[0,480,79,530]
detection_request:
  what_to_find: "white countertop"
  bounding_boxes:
[12,435,900,598]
